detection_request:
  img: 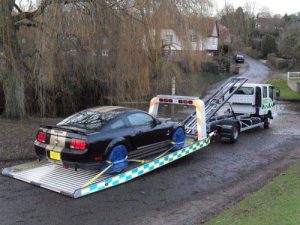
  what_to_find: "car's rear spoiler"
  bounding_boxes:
[39,125,88,135]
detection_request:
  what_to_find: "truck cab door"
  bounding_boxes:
[255,86,262,115]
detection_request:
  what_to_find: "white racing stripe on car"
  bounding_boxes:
[47,129,68,153]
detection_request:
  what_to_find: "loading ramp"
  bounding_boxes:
[184,77,248,136]
[2,137,211,198]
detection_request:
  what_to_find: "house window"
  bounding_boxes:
[164,35,173,44]
[190,34,197,42]
[102,49,109,57]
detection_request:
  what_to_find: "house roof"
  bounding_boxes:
[187,16,218,37]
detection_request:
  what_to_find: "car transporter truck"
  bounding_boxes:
[1,77,277,198]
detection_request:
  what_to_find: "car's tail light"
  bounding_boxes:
[37,132,46,143]
[70,139,87,151]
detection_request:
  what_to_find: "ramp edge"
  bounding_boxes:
[1,167,12,177]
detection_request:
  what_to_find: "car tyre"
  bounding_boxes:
[171,127,185,151]
[105,144,128,174]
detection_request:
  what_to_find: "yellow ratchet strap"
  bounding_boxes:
[127,159,148,164]
[82,161,113,188]
[154,141,176,159]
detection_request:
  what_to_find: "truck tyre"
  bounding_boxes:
[263,119,270,129]
[219,121,240,144]
[228,124,240,143]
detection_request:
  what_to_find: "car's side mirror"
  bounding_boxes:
[152,119,161,126]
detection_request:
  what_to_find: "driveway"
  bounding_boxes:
[1,57,300,225]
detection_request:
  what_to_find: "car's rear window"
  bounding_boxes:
[57,111,121,130]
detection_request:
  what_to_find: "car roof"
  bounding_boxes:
[89,106,130,113]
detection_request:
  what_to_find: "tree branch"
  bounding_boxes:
[14,3,22,13]
[12,0,131,23]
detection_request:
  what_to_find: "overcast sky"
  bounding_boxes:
[214,0,300,15]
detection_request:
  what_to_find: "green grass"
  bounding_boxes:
[182,72,226,97]
[205,161,300,225]
[267,78,300,101]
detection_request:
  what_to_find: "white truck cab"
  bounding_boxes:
[227,83,275,118]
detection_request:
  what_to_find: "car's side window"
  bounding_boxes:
[110,119,126,129]
[127,113,153,126]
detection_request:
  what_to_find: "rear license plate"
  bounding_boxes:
[50,151,61,161]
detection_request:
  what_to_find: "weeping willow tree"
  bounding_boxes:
[0,0,213,118]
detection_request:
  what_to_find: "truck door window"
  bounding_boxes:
[263,87,268,98]
[269,86,274,100]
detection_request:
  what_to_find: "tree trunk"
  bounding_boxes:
[0,0,26,119]
[3,70,25,118]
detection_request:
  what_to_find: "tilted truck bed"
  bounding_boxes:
[2,137,210,198]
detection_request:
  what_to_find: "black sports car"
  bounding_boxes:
[34,106,185,172]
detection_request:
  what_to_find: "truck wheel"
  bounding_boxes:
[264,119,270,129]
[219,121,240,143]
[104,144,128,174]
[229,124,240,143]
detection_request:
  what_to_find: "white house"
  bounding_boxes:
[160,19,219,53]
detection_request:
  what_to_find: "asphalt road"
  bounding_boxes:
[1,57,300,225]
[240,55,271,83]
[204,55,271,101]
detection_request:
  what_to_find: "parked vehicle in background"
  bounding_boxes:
[235,54,245,63]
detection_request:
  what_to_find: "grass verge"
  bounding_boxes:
[181,72,227,97]
[205,161,300,225]
[267,78,300,101]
